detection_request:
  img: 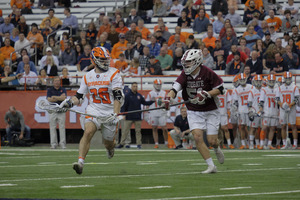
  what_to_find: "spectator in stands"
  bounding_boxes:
[253,39,266,60]
[43,36,60,56]
[221,28,239,52]
[275,38,286,54]
[17,16,29,37]
[266,10,282,32]
[282,32,290,47]
[86,22,97,45]
[19,63,37,86]
[43,56,58,77]
[226,51,245,75]
[74,44,83,61]
[245,0,263,13]
[127,58,142,76]
[281,10,296,33]
[0,38,16,62]
[147,35,161,57]
[186,34,199,49]
[193,9,209,34]
[5,106,31,146]
[245,25,261,51]
[139,46,151,72]
[125,42,139,61]
[280,0,299,20]
[16,55,37,74]
[257,20,268,38]
[106,24,119,47]
[27,23,44,59]
[168,0,184,17]
[172,47,183,70]
[95,12,105,30]
[211,0,228,16]
[288,38,300,55]
[183,0,197,20]
[116,20,129,35]
[219,20,236,40]
[225,6,242,27]
[111,33,128,59]
[248,14,262,31]
[2,32,15,48]
[283,45,299,69]
[97,34,111,52]
[62,7,78,34]
[177,10,191,28]
[38,0,55,9]
[60,41,76,66]
[137,19,151,40]
[262,44,276,70]
[212,39,228,62]
[40,9,63,30]
[125,9,142,27]
[10,28,19,43]
[245,50,263,75]
[145,55,162,75]
[14,32,30,58]
[291,25,300,42]
[226,44,248,64]
[159,23,172,41]
[96,16,111,41]
[203,29,217,51]
[153,0,167,17]
[0,17,14,36]
[133,35,144,56]
[60,67,72,86]
[243,65,253,84]
[202,47,215,70]
[271,52,289,73]
[168,26,186,46]
[115,53,129,75]
[156,47,173,71]
[155,29,166,47]
[35,68,48,87]
[243,0,260,25]
[47,76,67,149]
[238,37,251,57]
[215,55,226,70]
[8,5,17,23]
[41,19,55,42]
[125,23,142,44]
[10,0,32,14]
[40,47,59,68]
[11,9,21,27]
[213,12,224,34]
[262,31,275,48]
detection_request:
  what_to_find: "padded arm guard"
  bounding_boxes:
[259,101,264,108]
[294,96,299,104]
[113,89,124,106]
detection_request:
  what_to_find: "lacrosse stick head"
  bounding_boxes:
[36,100,54,114]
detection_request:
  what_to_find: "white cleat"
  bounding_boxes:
[73,162,83,175]
[106,148,115,159]
[292,145,298,150]
[249,144,254,150]
[202,165,217,174]
[280,145,288,150]
[263,145,269,150]
[215,147,225,164]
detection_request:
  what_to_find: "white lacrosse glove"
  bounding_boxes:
[190,89,211,105]
[106,113,120,125]
[60,99,73,109]
[282,102,290,112]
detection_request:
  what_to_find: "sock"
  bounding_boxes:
[205,157,214,166]
[241,140,246,146]
[294,139,298,146]
[268,140,272,146]
[260,130,265,141]
[260,139,264,147]
[276,138,281,146]
[78,157,85,165]
[264,139,268,146]
[227,139,232,145]
[164,141,168,145]
[255,139,259,146]
[282,139,286,146]
[249,135,254,145]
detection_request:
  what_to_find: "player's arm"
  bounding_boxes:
[168,81,182,99]
[174,126,181,135]
[112,88,124,114]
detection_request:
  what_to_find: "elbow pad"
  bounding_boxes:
[294,96,299,104]
[113,89,124,106]
[75,92,84,104]
[259,101,264,108]
[248,101,252,108]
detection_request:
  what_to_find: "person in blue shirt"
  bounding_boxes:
[62,7,78,34]
[193,9,209,34]
[116,82,154,149]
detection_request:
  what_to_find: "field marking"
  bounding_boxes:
[0,184,17,187]
[137,162,158,165]
[38,162,57,165]
[139,186,171,190]
[220,186,252,190]
[190,163,207,166]
[142,190,300,200]
[263,154,300,157]
[0,152,39,156]
[60,185,94,188]
[242,163,263,166]
[0,167,298,183]
[0,162,9,164]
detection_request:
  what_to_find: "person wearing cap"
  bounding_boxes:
[262,31,274,48]
[281,10,296,33]
[145,55,162,75]
[40,9,62,29]
[267,26,279,42]
[226,51,245,75]
[40,47,59,68]
[282,32,290,47]
[111,33,128,59]
[266,10,282,32]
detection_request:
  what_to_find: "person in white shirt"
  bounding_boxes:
[168,0,184,17]
[40,47,59,68]
[14,32,31,58]
[280,0,299,20]
[225,6,242,27]
[19,63,37,86]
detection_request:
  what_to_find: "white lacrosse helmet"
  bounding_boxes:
[153,78,162,91]
[181,49,203,75]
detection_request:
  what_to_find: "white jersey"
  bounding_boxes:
[146,89,167,117]
[77,68,122,117]
[248,87,261,113]
[276,83,300,112]
[259,86,278,117]
[233,84,253,114]
[172,90,184,116]
[218,90,230,115]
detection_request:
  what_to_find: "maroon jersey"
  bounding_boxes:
[175,65,223,111]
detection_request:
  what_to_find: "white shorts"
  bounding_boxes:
[150,115,167,126]
[250,116,261,128]
[83,106,117,141]
[229,112,238,124]
[239,113,249,125]
[187,109,220,135]
[262,117,278,127]
[279,108,296,125]
[220,115,228,126]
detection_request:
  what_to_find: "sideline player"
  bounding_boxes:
[229,75,239,147]
[276,72,299,149]
[167,49,225,174]
[146,79,169,148]
[62,47,123,174]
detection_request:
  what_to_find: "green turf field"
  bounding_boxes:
[0,147,300,200]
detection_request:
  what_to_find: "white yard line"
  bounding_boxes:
[242,163,263,166]
[141,190,300,200]
[0,184,17,187]
[0,167,298,183]
[60,185,94,188]
[220,186,252,190]
[263,154,300,157]
[137,162,158,165]
[139,186,171,190]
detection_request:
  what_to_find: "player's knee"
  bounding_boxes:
[207,137,218,146]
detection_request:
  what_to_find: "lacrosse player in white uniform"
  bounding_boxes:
[276,72,300,149]
[146,79,168,148]
[248,75,263,149]
[233,73,252,149]
[218,89,234,149]
[228,75,239,147]
[61,47,123,175]
[259,74,278,150]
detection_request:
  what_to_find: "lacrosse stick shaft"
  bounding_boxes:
[118,100,190,116]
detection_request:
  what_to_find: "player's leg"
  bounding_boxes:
[159,115,169,146]
[267,125,276,149]
[275,127,281,149]
[57,113,66,149]
[249,127,256,150]
[259,123,268,150]
[151,116,159,148]
[102,123,119,159]
[289,110,298,149]
[134,120,142,149]
[222,125,233,149]
[49,113,58,149]
[170,129,182,149]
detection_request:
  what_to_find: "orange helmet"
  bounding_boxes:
[252,74,263,88]
[90,47,111,71]
[239,73,247,86]
[283,71,293,85]
[267,74,276,87]
[233,75,240,88]
[153,78,162,91]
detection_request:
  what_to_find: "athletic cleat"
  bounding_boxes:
[246,145,249,149]
[276,145,281,149]
[239,145,246,149]
[125,145,130,148]
[292,145,297,150]
[229,144,235,149]
[258,146,264,150]
[154,144,159,149]
[202,165,217,174]
[268,145,276,150]
[106,148,114,159]
[280,145,287,150]
[215,147,225,164]
[137,145,142,149]
[222,145,227,149]
[115,144,124,148]
[208,146,213,149]
[73,162,83,175]
[249,144,254,150]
